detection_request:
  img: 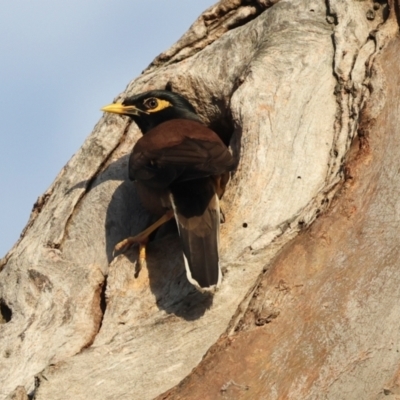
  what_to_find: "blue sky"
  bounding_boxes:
[0,1,215,258]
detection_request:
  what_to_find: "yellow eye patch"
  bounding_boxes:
[145,98,172,113]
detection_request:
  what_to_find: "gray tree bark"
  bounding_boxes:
[1,0,400,399]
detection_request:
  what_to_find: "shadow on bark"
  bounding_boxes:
[102,156,213,320]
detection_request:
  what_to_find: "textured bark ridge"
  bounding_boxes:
[0,0,399,399]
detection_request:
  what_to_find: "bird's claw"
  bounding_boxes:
[114,232,149,254]
[113,236,148,280]
[114,238,136,254]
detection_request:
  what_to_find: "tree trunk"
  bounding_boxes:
[1,0,399,399]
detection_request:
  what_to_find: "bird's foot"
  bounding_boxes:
[114,209,174,254]
[114,236,148,277]
[114,233,149,253]
[113,210,175,270]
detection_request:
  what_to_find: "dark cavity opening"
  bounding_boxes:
[0,298,12,323]
[99,276,108,320]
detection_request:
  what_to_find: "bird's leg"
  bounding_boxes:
[114,209,175,256]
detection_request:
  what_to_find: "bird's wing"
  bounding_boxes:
[129,130,235,188]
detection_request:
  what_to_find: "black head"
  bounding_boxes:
[101,90,202,134]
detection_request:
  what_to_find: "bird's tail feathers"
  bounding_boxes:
[170,190,221,290]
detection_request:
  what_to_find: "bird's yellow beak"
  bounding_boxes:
[101,103,141,116]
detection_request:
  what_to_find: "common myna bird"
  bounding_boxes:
[102,90,235,289]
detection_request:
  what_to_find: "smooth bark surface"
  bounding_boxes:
[0,0,399,399]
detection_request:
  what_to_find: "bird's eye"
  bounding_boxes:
[144,98,158,109]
